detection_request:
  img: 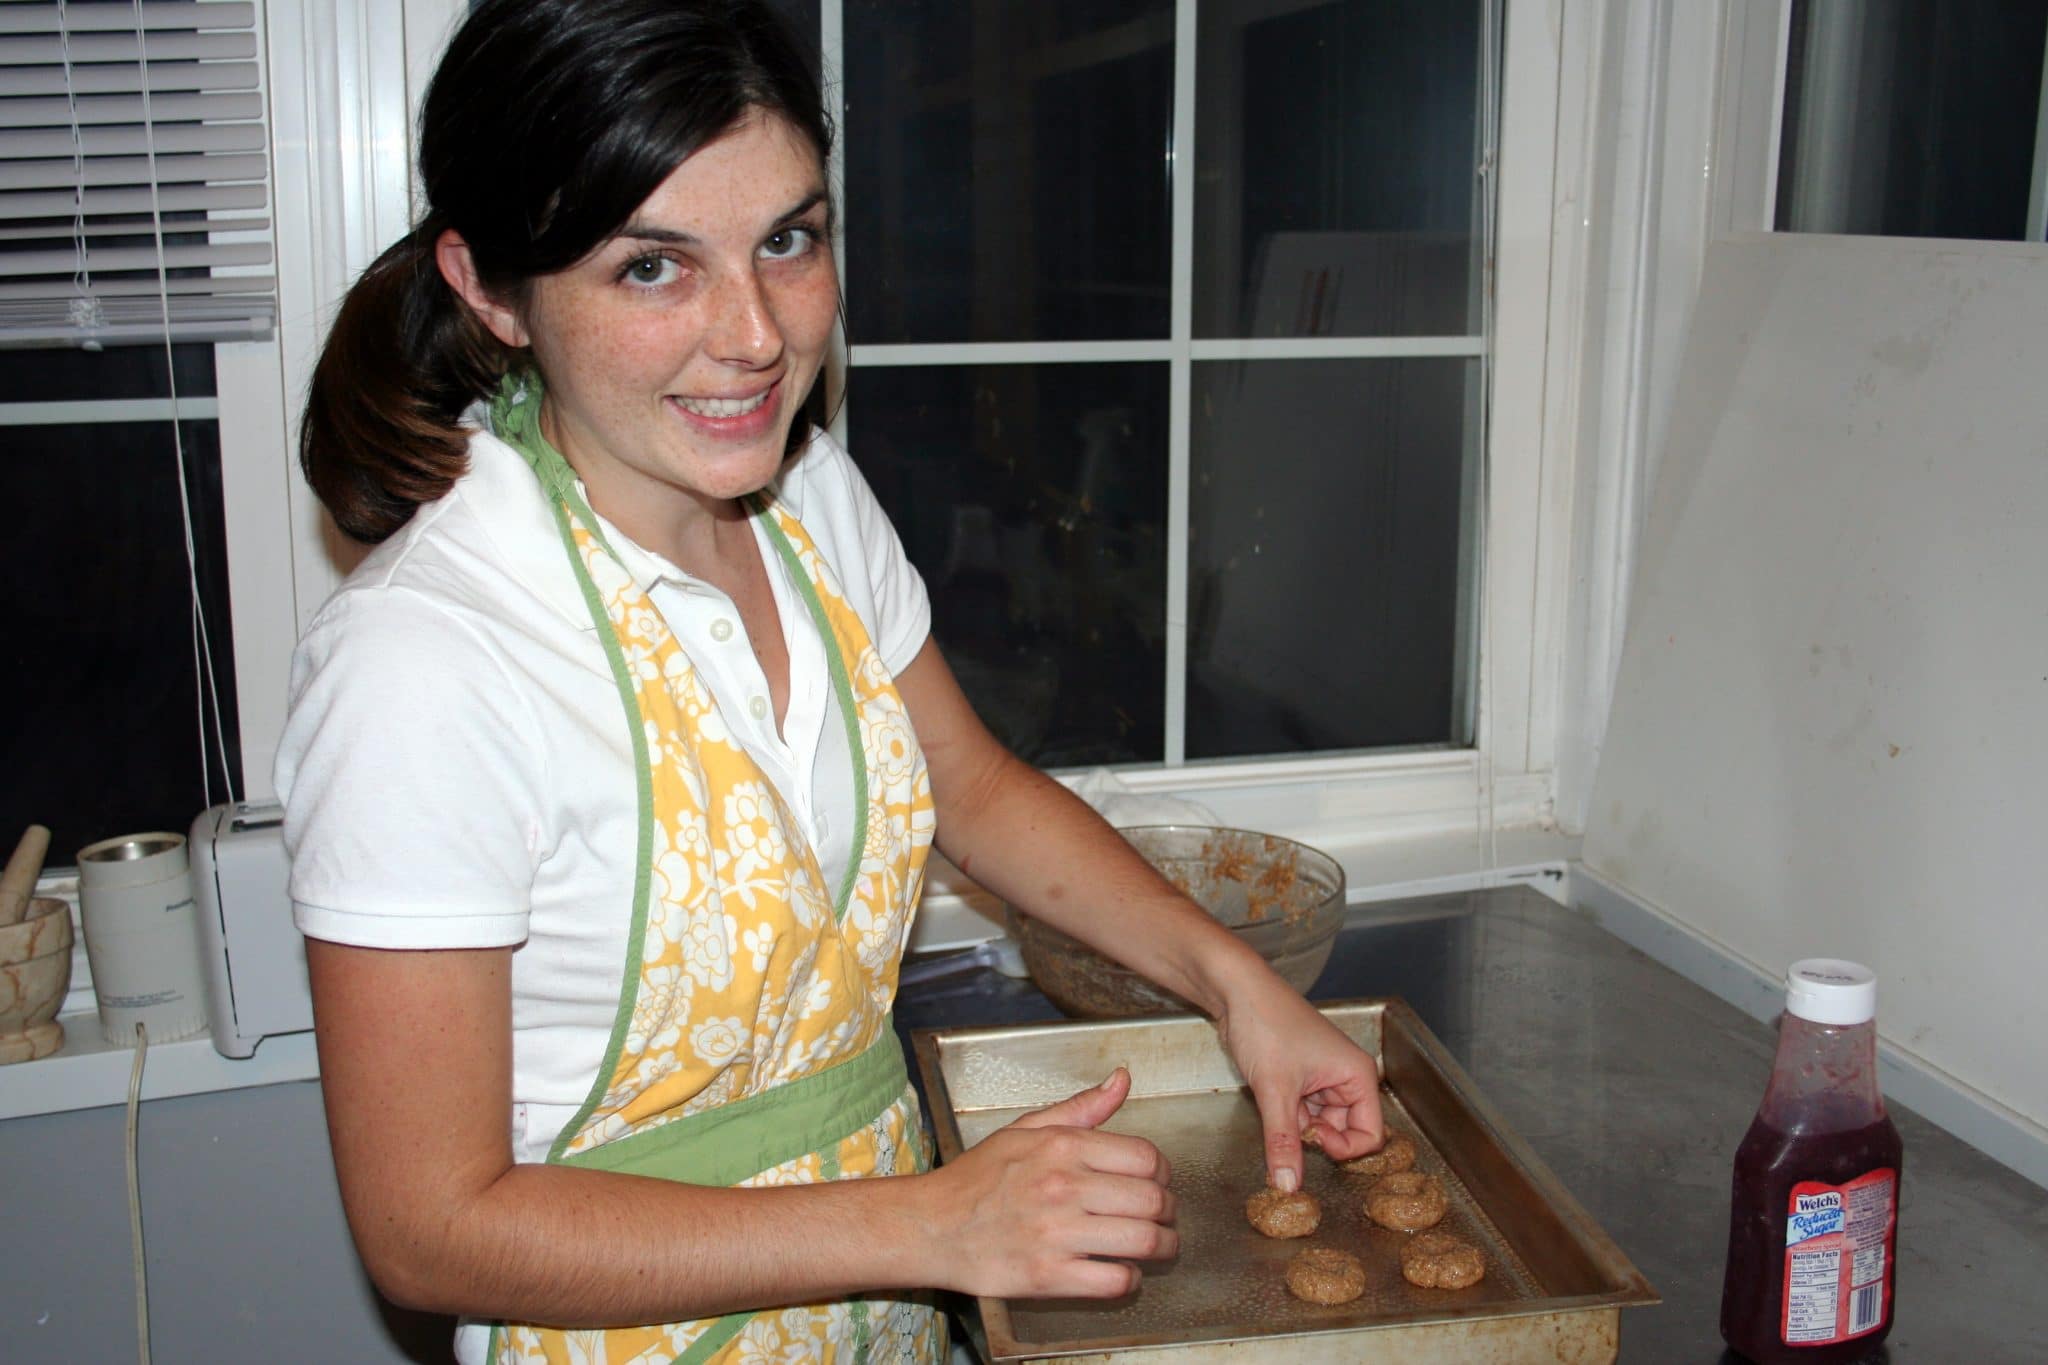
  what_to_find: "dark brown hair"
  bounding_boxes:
[301,0,832,543]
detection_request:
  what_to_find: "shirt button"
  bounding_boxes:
[749,696,769,719]
[710,619,734,642]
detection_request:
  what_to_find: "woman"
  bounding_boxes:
[279,1,1385,1360]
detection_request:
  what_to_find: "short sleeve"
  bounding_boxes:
[794,434,930,677]
[274,586,544,949]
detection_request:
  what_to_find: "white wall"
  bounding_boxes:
[0,1082,441,1363]
[1584,233,2048,1141]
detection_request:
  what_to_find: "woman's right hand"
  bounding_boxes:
[915,1066,1177,1300]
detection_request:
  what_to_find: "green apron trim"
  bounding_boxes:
[490,379,659,1169]
[752,504,871,921]
[672,1312,754,1364]
[559,1021,907,1186]
[487,1310,755,1365]
[850,1295,873,1358]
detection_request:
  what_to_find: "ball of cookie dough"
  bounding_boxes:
[1284,1246,1368,1305]
[1337,1133,1417,1178]
[1363,1170,1449,1231]
[1245,1186,1322,1238]
[1399,1231,1487,1289]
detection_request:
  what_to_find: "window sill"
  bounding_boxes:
[910,821,1579,950]
[0,821,1578,1123]
[0,1017,319,1123]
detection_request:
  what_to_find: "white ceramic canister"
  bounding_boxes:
[76,832,210,1046]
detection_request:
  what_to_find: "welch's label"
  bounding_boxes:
[1780,1172,1896,1346]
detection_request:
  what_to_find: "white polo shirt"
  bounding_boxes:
[274,421,929,1164]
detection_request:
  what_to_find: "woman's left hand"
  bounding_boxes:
[1216,968,1385,1192]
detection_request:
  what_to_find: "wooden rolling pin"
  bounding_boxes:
[0,824,52,927]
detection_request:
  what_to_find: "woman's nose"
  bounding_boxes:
[708,267,784,367]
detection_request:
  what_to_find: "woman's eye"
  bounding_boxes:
[623,255,680,286]
[761,227,816,261]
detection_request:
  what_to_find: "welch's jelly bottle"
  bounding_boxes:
[1720,960,1902,1363]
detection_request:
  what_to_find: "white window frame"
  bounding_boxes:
[1537,0,1797,837]
[210,0,1607,888]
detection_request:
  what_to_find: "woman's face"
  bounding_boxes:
[513,113,836,532]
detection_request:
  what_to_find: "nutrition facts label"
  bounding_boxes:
[1781,1169,1897,1345]
[1786,1248,1844,1341]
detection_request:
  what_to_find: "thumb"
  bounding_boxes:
[1253,1081,1305,1193]
[1010,1066,1131,1132]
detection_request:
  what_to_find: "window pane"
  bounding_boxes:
[843,0,1174,343]
[1776,0,2048,240]
[1194,0,1484,339]
[1188,358,1474,758]
[764,0,817,49]
[0,343,215,404]
[849,364,1168,765]
[763,0,820,79]
[2,420,240,864]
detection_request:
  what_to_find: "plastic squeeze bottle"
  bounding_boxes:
[1719,959,1902,1363]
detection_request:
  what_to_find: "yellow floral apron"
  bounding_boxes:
[488,378,943,1363]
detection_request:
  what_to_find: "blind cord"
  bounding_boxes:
[128,0,238,811]
[55,1,95,339]
[126,1021,152,1365]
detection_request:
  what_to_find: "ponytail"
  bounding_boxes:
[299,220,512,544]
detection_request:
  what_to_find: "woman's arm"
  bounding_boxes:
[308,939,1176,1322]
[894,640,1385,1190]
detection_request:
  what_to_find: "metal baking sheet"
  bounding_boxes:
[912,999,1659,1363]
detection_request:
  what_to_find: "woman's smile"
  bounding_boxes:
[672,387,773,420]
[666,377,785,444]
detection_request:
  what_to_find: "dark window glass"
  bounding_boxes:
[849,364,1169,766]
[1188,358,1475,758]
[843,0,1175,342]
[763,0,821,79]
[1777,0,2048,240]
[2,418,240,864]
[0,343,215,404]
[1194,0,1483,339]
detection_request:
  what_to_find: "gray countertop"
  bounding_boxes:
[893,886,2048,1363]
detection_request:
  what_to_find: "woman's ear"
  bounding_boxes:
[435,229,529,349]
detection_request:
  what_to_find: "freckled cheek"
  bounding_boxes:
[567,313,696,391]
[530,306,630,386]
[779,274,840,354]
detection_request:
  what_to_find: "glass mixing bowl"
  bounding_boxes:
[1005,825,1346,1018]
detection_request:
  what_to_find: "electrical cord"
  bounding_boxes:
[125,1020,152,1365]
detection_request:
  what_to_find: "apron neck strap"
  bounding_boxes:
[489,369,623,533]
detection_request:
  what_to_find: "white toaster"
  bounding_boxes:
[190,800,312,1058]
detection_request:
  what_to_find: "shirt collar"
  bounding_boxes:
[454,410,819,628]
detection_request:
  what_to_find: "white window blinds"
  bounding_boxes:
[0,1,274,348]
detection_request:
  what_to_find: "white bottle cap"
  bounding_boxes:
[1785,959,1877,1025]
